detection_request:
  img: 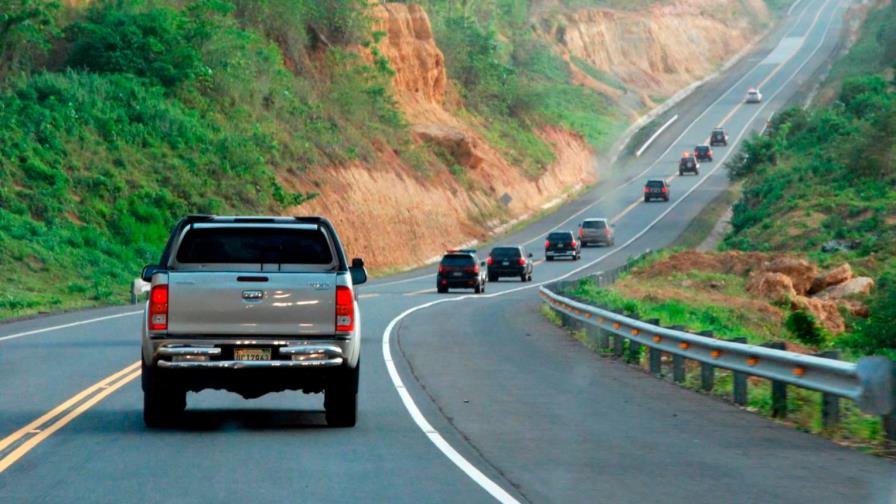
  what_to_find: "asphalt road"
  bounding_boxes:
[1,0,893,502]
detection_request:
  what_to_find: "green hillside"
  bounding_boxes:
[0,0,629,319]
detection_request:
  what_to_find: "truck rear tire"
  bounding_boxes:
[142,362,186,428]
[325,363,359,428]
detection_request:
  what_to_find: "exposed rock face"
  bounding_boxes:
[810,263,853,294]
[763,257,818,295]
[747,272,797,303]
[544,0,770,98]
[791,296,845,334]
[815,277,875,300]
[370,3,446,105]
[411,124,485,169]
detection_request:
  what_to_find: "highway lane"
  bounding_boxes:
[1,0,892,502]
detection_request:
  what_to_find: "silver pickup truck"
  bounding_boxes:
[140,215,366,428]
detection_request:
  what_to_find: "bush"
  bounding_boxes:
[785,310,826,347]
[847,273,896,357]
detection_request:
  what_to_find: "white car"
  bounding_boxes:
[746,88,762,103]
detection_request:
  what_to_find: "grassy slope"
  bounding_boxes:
[0,0,637,320]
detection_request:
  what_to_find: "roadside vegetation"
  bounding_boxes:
[0,0,633,320]
[550,1,896,447]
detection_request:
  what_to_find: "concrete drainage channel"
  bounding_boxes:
[540,274,896,446]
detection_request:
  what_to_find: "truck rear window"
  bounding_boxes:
[646,181,665,188]
[175,227,333,264]
[582,221,605,229]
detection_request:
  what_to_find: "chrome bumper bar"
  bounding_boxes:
[156,344,344,369]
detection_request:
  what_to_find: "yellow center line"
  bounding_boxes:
[0,361,140,454]
[0,369,142,473]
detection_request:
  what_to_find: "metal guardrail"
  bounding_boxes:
[540,282,896,439]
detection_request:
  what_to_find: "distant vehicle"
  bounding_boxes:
[545,231,581,261]
[710,127,728,146]
[437,249,487,294]
[578,218,615,247]
[644,179,670,202]
[139,215,366,428]
[746,88,762,103]
[693,144,713,162]
[678,152,700,176]
[487,246,533,282]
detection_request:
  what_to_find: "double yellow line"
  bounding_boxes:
[0,361,141,473]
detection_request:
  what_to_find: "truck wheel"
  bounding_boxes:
[488,274,498,282]
[474,283,482,294]
[142,362,186,428]
[325,363,359,428]
[546,256,554,261]
[437,285,447,293]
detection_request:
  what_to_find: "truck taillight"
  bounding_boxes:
[518,257,526,265]
[578,228,584,238]
[604,228,611,237]
[544,240,550,248]
[486,257,493,265]
[644,187,649,193]
[570,240,577,248]
[662,187,668,193]
[473,264,480,273]
[335,285,354,332]
[438,265,445,273]
[149,285,168,331]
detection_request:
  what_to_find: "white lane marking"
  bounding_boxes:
[518,0,819,249]
[0,311,143,343]
[381,5,838,500]
[635,114,679,158]
[382,308,520,503]
[404,288,434,297]
[788,0,805,16]
[358,293,380,299]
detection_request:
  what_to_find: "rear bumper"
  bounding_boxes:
[545,249,577,257]
[438,275,480,287]
[156,344,345,369]
[488,266,524,276]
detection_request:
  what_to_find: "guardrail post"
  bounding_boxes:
[764,341,788,418]
[669,326,685,383]
[628,340,641,364]
[699,330,715,392]
[613,332,624,357]
[649,347,662,376]
[731,337,748,406]
[885,414,896,442]
[598,327,611,350]
[817,350,840,429]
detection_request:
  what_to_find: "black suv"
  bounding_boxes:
[710,128,728,146]
[545,231,581,261]
[693,144,713,161]
[437,250,487,293]
[644,179,670,202]
[678,154,699,176]
[487,246,534,282]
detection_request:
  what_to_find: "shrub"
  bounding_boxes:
[847,273,896,357]
[785,310,826,347]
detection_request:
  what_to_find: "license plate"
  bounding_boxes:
[452,272,463,277]
[558,244,564,248]
[502,261,509,266]
[234,348,271,361]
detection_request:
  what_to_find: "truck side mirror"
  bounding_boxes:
[528,253,533,258]
[350,257,368,285]
[141,265,163,282]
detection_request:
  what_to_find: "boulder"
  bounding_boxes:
[763,257,818,294]
[839,300,869,318]
[815,277,875,300]
[810,263,852,294]
[412,124,485,169]
[791,296,845,333]
[746,272,796,302]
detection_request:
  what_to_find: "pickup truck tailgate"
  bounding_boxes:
[166,272,337,335]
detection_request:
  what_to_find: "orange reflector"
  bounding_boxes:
[585,313,592,319]
[710,350,721,359]
[630,329,640,336]
[678,342,689,350]
[612,322,621,329]
[746,357,758,366]
[653,335,662,343]
[792,367,805,377]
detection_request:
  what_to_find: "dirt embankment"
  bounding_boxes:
[281,2,770,272]
[543,0,770,107]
